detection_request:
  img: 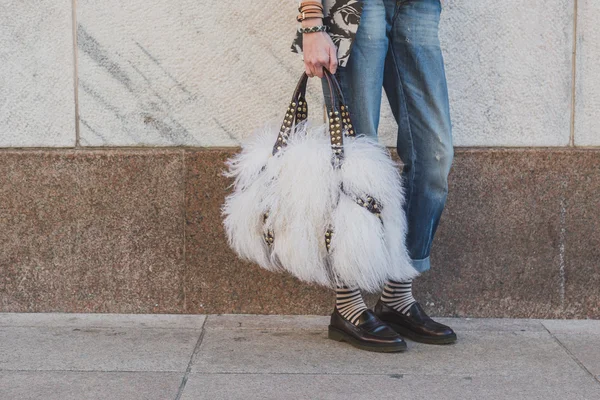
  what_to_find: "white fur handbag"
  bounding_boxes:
[222,71,417,292]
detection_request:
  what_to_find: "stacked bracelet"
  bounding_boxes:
[298,25,328,34]
[297,1,324,22]
[297,12,324,22]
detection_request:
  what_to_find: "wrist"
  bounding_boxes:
[299,25,327,34]
[301,18,324,28]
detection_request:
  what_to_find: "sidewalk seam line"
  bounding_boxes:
[0,370,590,378]
[542,323,600,385]
[0,326,205,331]
[175,316,208,399]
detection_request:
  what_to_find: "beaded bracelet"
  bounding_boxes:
[298,25,328,34]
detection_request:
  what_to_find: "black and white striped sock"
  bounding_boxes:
[380,279,417,315]
[336,285,368,325]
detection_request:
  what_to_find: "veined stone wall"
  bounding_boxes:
[1,0,596,148]
[1,1,599,317]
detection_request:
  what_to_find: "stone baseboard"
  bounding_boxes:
[0,148,598,318]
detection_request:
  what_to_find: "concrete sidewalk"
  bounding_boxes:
[0,314,599,400]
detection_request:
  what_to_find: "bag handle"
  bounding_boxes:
[272,69,356,162]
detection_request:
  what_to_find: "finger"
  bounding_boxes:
[328,47,338,74]
[305,63,314,77]
[314,61,326,78]
[305,61,315,77]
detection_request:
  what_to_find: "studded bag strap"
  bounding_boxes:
[271,69,356,163]
[272,74,309,155]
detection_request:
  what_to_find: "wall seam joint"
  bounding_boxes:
[71,0,81,147]
[569,0,579,147]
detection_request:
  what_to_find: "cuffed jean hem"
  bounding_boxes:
[410,256,431,274]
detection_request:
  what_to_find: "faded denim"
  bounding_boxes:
[324,0,453,274]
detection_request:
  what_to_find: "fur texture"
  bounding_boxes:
[222,122,418,292]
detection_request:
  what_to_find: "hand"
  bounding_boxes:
[302,22,338,78]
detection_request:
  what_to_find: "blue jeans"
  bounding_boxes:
[324,0,453,274]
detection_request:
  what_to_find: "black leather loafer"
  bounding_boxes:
[328,308,407,352]
[374,301,457,345]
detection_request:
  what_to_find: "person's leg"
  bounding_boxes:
[375,0,456,344]
[323,0,408,352]
[324,0,390,326]
[335,285,367,324]
[383,0,453,275]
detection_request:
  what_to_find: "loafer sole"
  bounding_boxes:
[327,326,407,353]
[386,322,457,345]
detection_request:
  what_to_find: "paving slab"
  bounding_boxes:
[192,328,578,378]
[542,319,600,335]
[0,326,200,372]
[543,320,600,379]
[0,313,597,400]
[181,373,600,400]
[551,334,600,380]
[0,371,182,400]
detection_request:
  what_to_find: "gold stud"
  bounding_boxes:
[326,239,330,243]
[298,101,303,105]
[334,111,339,115]
[277,146,282,150]
[373,204,378,209]
[329,111,333,116]
[292,102,296,106]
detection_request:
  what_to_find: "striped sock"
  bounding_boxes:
[336,285,368,325]
[380,279,417,315]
